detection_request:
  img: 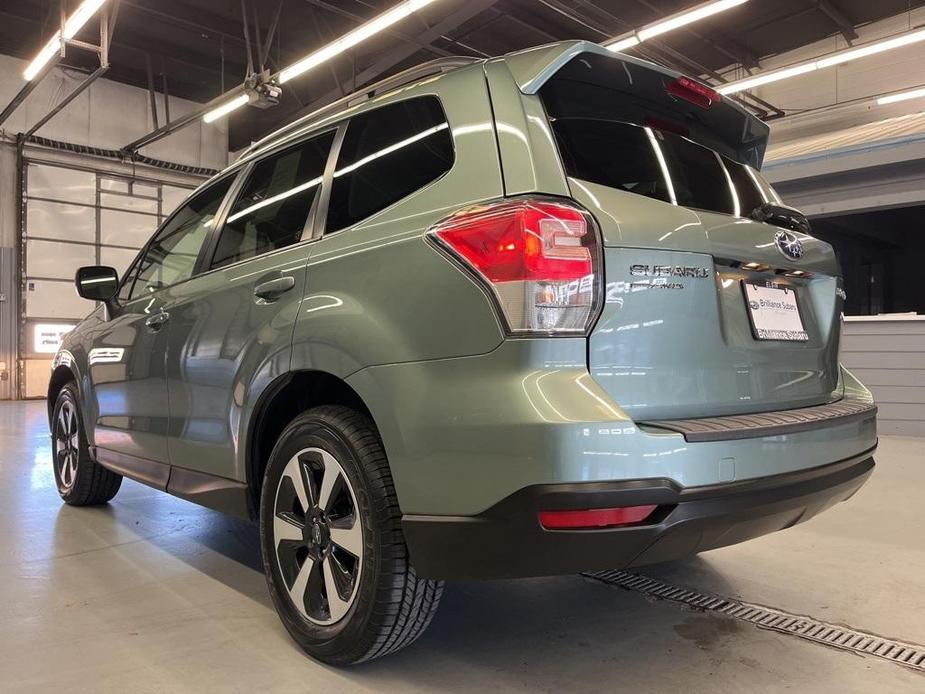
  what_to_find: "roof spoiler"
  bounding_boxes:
[496,40,770,168]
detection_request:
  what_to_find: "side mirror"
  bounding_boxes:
[749,203,812,235]
[75,266,119,302]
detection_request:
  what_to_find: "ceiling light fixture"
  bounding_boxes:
[877,86,925,105]
[202,0,441,122]
[606,0,749,53]
[719,26,925,95]
[279,0,441,84]
[23,0,109,81]
[203,94,249,123]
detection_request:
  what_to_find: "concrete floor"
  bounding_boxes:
[1,400,923,693]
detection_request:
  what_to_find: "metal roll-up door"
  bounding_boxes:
[20,158,195,398]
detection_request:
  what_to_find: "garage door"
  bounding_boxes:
[21,159,195,398]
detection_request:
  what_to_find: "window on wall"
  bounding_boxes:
[812,206,925,316]
[211,130,335,269]
[326,96,453,232]
[127,177,233,300]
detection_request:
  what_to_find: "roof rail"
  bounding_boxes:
[242,55,482,159]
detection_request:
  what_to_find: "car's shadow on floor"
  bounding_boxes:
[122,502,751,688]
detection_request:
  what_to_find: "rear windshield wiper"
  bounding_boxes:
[749,202,811,235]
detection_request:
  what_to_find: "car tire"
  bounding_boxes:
[259,405,443,665]
[51,383,122,506]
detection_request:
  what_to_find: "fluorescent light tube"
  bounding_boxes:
[279,0,441,84]
[717,62,818,94]
[606,0,748,53]
[23,0,109,81]
[24,37,62,81]
[637,0,749,41]
[63,0,108,39]
[720,26,925,95]
[878,86,925,105]
[203,94,249,123]
[816,27,925,68]
[606,35,641,53]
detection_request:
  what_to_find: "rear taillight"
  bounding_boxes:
[428,198,601,334]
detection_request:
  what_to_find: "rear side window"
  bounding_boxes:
[550,117,776,218]
[326,96,453,231]
[211,130,334,269]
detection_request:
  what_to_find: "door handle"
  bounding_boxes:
[144,311,170,331]
[254,275,295,302]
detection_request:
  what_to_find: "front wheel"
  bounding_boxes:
[51,383,122,505]
[259,406,443,665]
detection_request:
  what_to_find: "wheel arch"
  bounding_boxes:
[47,363,79,427]
[246,369,375,515]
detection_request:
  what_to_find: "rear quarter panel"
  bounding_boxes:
[292,65,507,378]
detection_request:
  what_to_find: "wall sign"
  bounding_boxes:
[33,323,76,354]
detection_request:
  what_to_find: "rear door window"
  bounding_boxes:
[211,130,334,269]
[326,96,453,232]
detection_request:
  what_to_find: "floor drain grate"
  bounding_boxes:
[583,570,925,672]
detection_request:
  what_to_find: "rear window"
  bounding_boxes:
[326,96,453,231]
[549,118,777,218]
[540,52,778,218]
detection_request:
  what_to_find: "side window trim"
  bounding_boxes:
[196,164,254,275]
[201,125,342,269]
[309,122,347,241]
[120,171,241,304]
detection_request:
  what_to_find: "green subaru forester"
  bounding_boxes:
[48,41,877,664]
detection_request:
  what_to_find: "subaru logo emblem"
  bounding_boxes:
[775,230,804,260]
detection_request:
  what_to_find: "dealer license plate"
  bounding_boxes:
[743,282,808,341]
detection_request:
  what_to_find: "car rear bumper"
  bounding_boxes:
[402,449,875,579]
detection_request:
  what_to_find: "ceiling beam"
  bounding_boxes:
[813,0,858,43]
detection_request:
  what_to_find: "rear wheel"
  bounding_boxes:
[51,383,122,505]
[259,406,443,664]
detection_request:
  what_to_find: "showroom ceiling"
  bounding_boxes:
[2,0,924,149]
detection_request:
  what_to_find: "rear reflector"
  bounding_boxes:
[428,198,601,334]
[538,505,658,530]
[667,76,722,109]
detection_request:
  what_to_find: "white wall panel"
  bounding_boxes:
[27,164,95,204]
[25,280,88,319]
[100,208,158,247]
[100,177,129,193]
[0,53,228,167]
[24,358,53,399]
[27,240,95,279]
[26,200,95,243]
[162,185,191,215]
[99,191,158,214]
[100,246,140,276]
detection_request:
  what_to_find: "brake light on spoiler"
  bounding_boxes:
[428,198,602,335]
[667,76,722,109]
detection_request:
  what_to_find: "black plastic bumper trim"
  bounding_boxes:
[402,449,875,580]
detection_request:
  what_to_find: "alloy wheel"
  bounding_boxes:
[54,400,80,491]
[272,447,363,626]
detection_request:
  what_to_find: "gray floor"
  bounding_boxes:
[1,400,923,693]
